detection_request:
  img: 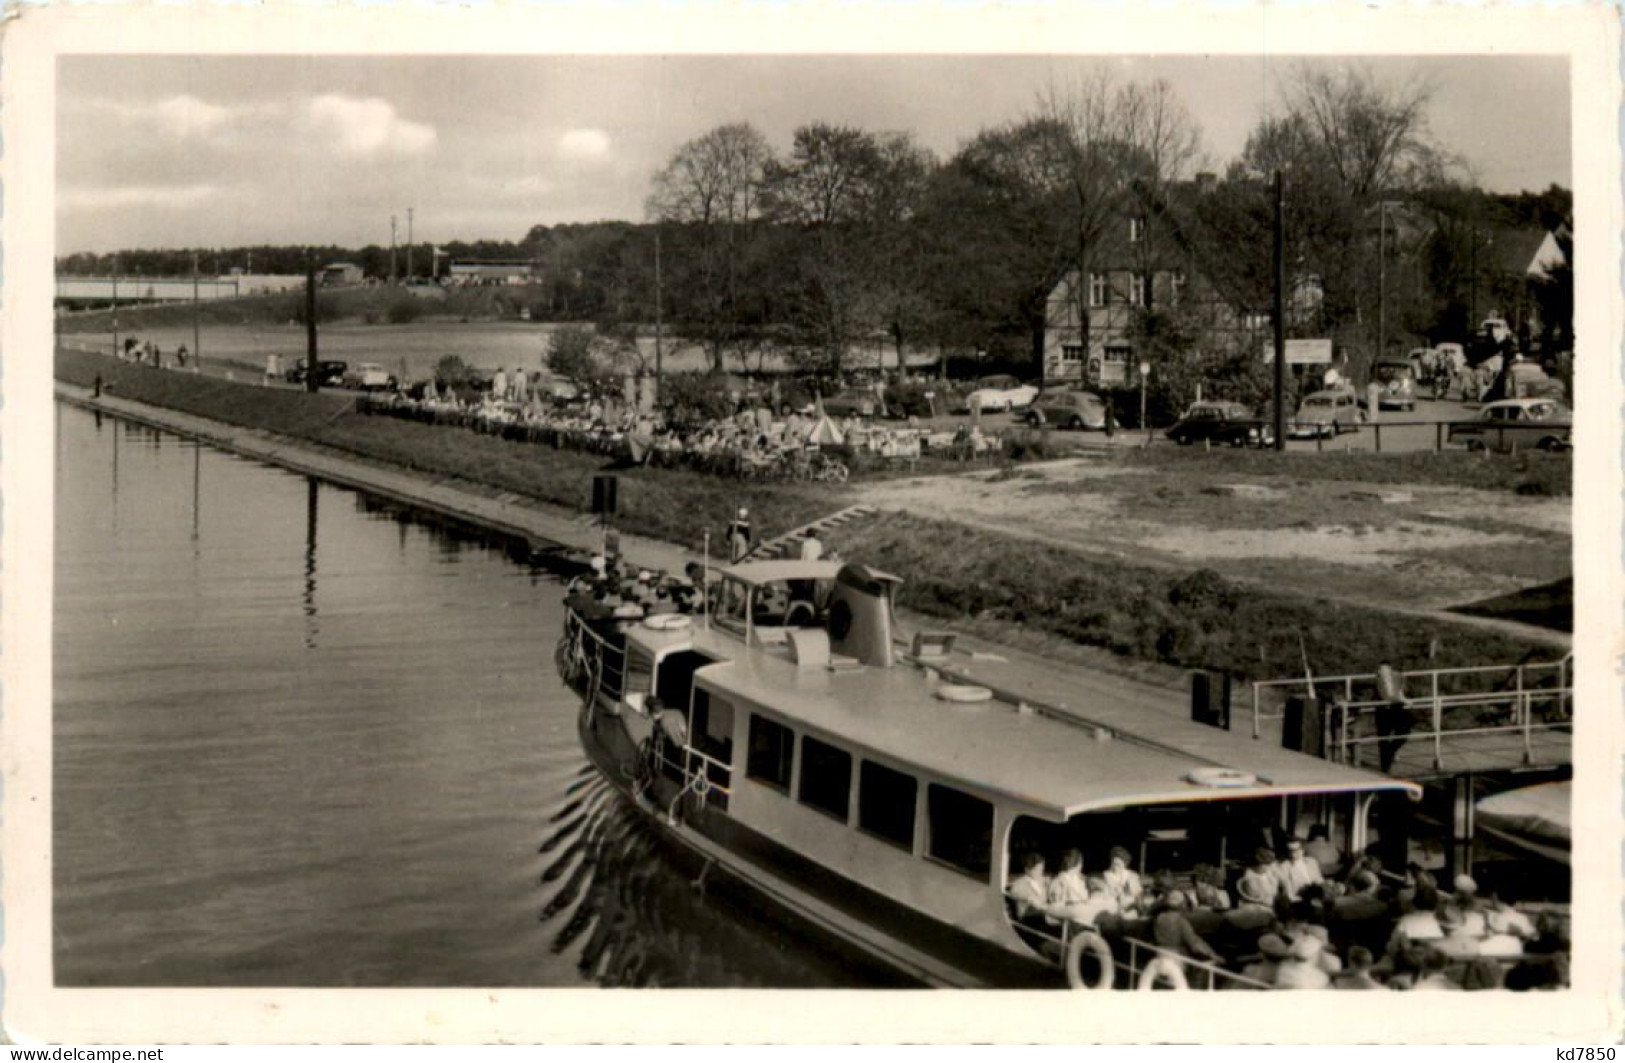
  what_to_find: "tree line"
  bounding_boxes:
[59,64,1572,388]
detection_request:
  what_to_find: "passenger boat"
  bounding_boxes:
[559,557,1422,989]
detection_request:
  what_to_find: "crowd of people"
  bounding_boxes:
[1008,827,1567,991]
[358,381,1002,481]
[112,336,193,371]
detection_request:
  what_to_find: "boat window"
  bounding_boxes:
[746,714,794,793]
[797,735,852,822]
[689,687,734,765]
[858,760,917,851]
[927,784,994,881]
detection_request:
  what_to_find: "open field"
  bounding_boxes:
[58,345,1569,683]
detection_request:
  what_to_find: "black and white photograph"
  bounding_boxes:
[5,3,1620,1044]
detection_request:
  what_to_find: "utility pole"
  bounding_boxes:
[1377,201,1388,365]
[305,257,319,393]
[406,207,415,281]
[653,226,664,407]
[191,250,201,370]
[1272,170,1286,452]
[390,214,398,284]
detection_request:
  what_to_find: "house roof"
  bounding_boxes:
[1486,227,1564,278]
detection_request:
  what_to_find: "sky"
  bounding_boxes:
[56,54,1571,255]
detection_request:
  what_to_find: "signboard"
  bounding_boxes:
[1262,338,1334,365]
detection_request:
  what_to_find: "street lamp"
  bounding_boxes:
[1138,359,1152,441]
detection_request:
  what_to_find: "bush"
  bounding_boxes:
[661,371,738,427]
[386,296,422,325]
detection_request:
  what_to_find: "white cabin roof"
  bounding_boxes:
[688,635,1418,819]
[716,559,848,585]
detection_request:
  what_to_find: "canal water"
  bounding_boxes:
[53,403,867,988]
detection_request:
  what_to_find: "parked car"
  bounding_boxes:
[821,388,880,419]
[1022,389,1107,430]
[344,362,396,391]
[1447,398,1572,453]
[1165,401,1274,447]
[1289,388,1363,438]
[285,359,349,387]
[957,374,1040,414]
[1370,357,1417,411]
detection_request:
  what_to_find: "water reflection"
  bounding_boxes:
[303,476,320,649]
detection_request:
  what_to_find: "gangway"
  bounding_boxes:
[739,504,877,562]
[1251,655,1572,777]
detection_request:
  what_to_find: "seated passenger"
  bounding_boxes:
[1274,935,1333,990]
[1047,850,1116,929]
[1304,824,1345,879]
[1409,948,1462,991]
[1151,891,1223,966]
[1190,863,1232,912]
[1007,852,1051,925]
[1099,847,1144,912]
[1332,946,1384,990]
[1237,848,1283,910]
[1278,837,1325,901]
[1394,885,1445,944]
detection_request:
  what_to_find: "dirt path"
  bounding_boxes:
[852,456,1571,647]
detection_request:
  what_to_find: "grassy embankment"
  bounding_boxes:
[59,347,1562,682]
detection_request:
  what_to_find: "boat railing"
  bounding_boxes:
[1327,692,1571,772]
[1250,655,1573,743]
[1117,935,1273,992]
[1004,914,1272,991]
[649,735,734,801]
[564,609,628,703]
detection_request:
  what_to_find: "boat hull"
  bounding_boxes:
[575,698,1058,989]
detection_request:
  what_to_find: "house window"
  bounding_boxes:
[858,759,917,851]
[798,735,852,822]
[1129,217,1145,244]
[746,714,794,793]
[1088,272,1107,308]
[927,784,994,881]
[689,687,734,763]
[1061,344,1085,365]
[1129,273,1149,308]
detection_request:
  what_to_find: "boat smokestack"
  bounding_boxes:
[828,563,901,668]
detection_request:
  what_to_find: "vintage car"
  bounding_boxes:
[957,375,1040,414]
[1447,398,1572,453]
[1165,401,1274,447]
[285,359,349,388]
[1370,358,1417,412]
[1288,388,1364,439]
[1022,389,1107,430]
[344,362,397,391]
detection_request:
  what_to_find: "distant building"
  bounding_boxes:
[447,260,537,286]
[320,262,365,286]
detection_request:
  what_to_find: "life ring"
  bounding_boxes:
[1185,767,1257,788]
[935,683,994,704]
[643,613,692,632]
[1137,956,1189,991]
[1064,930,1115,991]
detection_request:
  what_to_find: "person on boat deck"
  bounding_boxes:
[1390,884,1446,950]
[1278,837,1325,901]
[1409,947,1462,991]
[1332,946,1384,990]
[727,508,753,563]
[1237,847,1284,910]
[1007,852,1051,925]
[1151,890,1223,967]
[1303,824,1344,879]
[1191,863,1232,912]
[1099,847,1143,911]
[1046,849,1098,922]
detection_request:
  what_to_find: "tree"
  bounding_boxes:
[647,123,774,372]
[1230,64,1448,367]
[546,325,612,395]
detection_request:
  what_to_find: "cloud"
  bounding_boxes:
[557,128,611,162]
[58,183,223,212]
[153,95,232,139]
[306,95,436,157]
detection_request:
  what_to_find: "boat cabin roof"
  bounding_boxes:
[716,559,849,586]
[688,636,1419,819]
